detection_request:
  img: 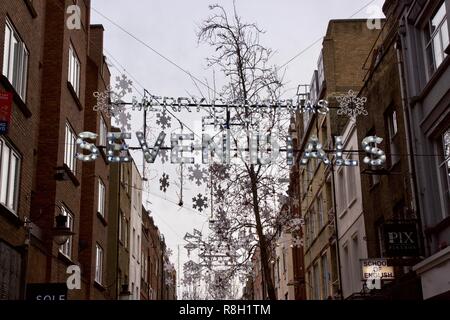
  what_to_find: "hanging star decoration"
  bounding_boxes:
[192,193,208,212]
[156,109,172,130]
[336,90,368,119]
[188,164,208,186]
[159,173,170,193]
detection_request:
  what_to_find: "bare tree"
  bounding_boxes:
[198,3,292,300]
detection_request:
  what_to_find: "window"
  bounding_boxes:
[2,19,28,100]
[441,128,450,210]
[387,110,400,165]
[310,210,316,240]
[0,138,20,213]
[307,271,313,299]
[132,228,136,257]
[97,179,106,217]
[425,2,449,75]
[59,206,74,258]
[313,262,320,300]
[99,116,107,146]
[68,44,81,96]
[64,122,77,173]
[316,193,324,230]
[351,234,359,290]
[343,244,351,291]
[337,168,346,213]
[304,217,310,248]
[124,218,129,248]
[275,258,280,287]
[346,160,356,204]
[119,211,124,243]
[95,244,103,284]
[137,235,140,261]
[321,254,329,299]
[317,51,325,90]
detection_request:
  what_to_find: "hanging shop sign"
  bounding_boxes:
[383,221,420,257]
[26,283,68,301]
[361,259,395,281]
[0,91,13,134]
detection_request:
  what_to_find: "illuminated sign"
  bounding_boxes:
[361,259,395,280]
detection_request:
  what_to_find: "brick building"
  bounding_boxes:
[0,0,46,300]
[296,20,380,300]
[0,0,176,301]
[106,160,132,299]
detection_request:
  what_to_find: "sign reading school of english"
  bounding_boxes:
[78,98,387,167]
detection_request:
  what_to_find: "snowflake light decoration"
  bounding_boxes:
[93,86,112,115]
[287,218,305,232]
[156,109,172,130]
[93,74,134,130]
[159,173,170,193]
[115,74,133,97]
[336,90,368,119]
[188,164,208,186]
[114,110,132,132]
[292,236,304,248]
[192,193,208,212]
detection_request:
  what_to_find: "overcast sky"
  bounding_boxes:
[91,0,385,297]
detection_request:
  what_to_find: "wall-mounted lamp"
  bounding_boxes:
[53,213,75,245]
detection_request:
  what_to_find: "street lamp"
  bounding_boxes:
[52,213,75,245]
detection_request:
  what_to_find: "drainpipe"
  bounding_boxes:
[395,33,428,257]
[330,163,343,300]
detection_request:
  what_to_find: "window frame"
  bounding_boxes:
[59,205,74,258]
[99,115,107,147]
[0,137,21,213]
[2,18,29,101]
[95,243,104,284]
[64,122,78,173]
[97,178,106,217]
[424,1,449,77]
[68,43,81,97]
[439,128,450,218]
[321,253,329,299]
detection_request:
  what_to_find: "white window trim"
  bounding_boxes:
[64,122,77,173]
[97,179,106,217]
[59,205,74,258]
[95,243,103,284]
[2,18,29,101]
[425,2,449,77]
[0,137,21,213]
[99,116,107,147]
[68,44,81,97]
